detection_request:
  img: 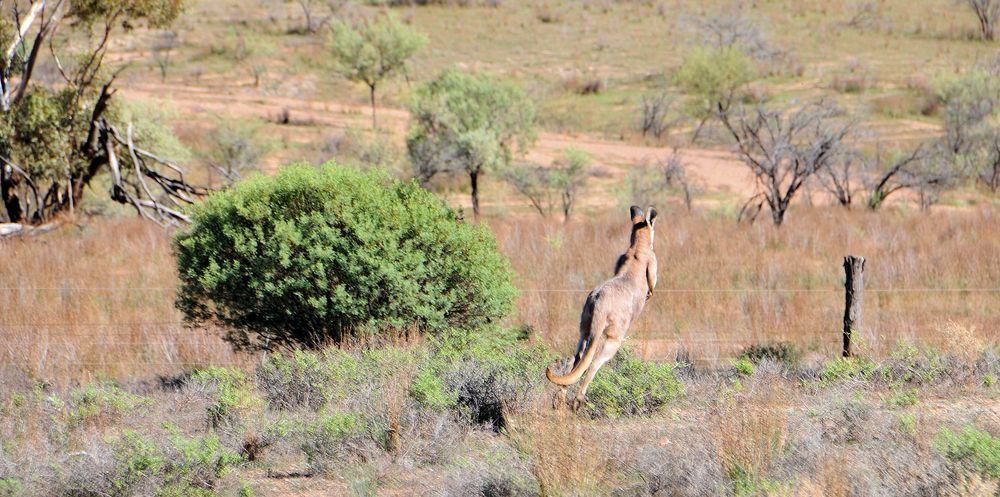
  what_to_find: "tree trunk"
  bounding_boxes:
[369,84,377,130]
[470,169,480,219]
[1,165,23,223]
[842,255,865,358]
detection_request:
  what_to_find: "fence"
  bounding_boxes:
[2,255,1000,378]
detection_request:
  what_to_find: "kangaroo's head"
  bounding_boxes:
[628,205,658,252]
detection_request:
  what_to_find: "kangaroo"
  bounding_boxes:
[546,205,658,412]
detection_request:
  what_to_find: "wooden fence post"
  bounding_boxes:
[842,255,865,358]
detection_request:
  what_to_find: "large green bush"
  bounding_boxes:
[174,163,517,349]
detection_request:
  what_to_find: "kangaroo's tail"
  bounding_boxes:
[546,333,605,386]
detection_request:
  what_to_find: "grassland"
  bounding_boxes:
[3,0,1000,495]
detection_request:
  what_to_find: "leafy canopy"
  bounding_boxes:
[407,68,537,179]
[674,45,755,118]
[329,14,427,90]
[174,163,518,350]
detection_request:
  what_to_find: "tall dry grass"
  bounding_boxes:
[492,206,1000,363]
[2,205,999,385]
[0,218,246,388]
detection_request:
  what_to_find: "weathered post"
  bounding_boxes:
[842,255,865,358]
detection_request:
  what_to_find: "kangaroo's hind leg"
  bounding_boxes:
[571,333,624,412]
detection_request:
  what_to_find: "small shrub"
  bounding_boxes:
[819,357,878,384]
[0,478,24,497]
[110,431,164,496]
[886,388,919,408]
[881,341,953,385]
[674,45,755,126]
[934,425,1000,480]
[105,429,242,497]
[984,373,997,388]
[160,429,243,494]
[830,73,871,94]
[191,367,264,429]
[898,413,917,437]
[255,350,337,411]
[584,348,683,419]
[66,381,150,427]
[175,164,517,349]
[436,327,550,429]
[730,357,756,376]
[823,393,873,444]
[410,366,457,412]
[301,412,374,475]
[740,342,799,369]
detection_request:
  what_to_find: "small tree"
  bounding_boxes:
[816,148,865,207]
[175,163,518,350]
[720,101,853,226]
[622,150,695,210]
[330,15,427,129]
[0,0,201,227]
[204,119,266,186]
[639,93,675,139]
[977,129,1000,191]
[674,46,755,143]
[959,0,1000,40]
[151,31,179,82]
[934,70,998,156]
[864,145,960,210]
[503,163,557,218]
[407,68,537,218]
[550,147,592,221]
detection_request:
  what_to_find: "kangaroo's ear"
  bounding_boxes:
[629,205,644,223]
[647,207,658,225]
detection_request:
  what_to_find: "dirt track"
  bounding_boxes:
[122,82,756,199]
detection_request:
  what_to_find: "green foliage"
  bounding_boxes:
[330,13,426,126]
[881,341,952,385]
[504,147,592,220]
[819,357,878,384]
[886,388,918,407]
[202,118,266,184]
[68,0,184,29]
[161,428,243,493]
[108,429,241,497]
[985,373,997,388]
[933,69,998,154]
[730,356,756,376]
[433,326,551,427]
[191,367,264,427]
[898,413,917,437]
[740,342,800,368]
[935,425,1000,479]
[256,350,340,410]
[66,381,150,426]
[301,412,370,473]
[110,430,166,495]
[585,347,684,419]
[330,15,427,90]
[407,68,537,213]
[174,163,517,349]
[410,365,458,411]
[0,87,79,182]
[674,46,755,118]
[110,98,191,163]
[0,478,23,497]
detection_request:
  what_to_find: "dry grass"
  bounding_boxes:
[713,374,791,488]
[0,218,247,388]
[494,206,1000,363]
[506,410,619,495]
[3,205,999,385]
